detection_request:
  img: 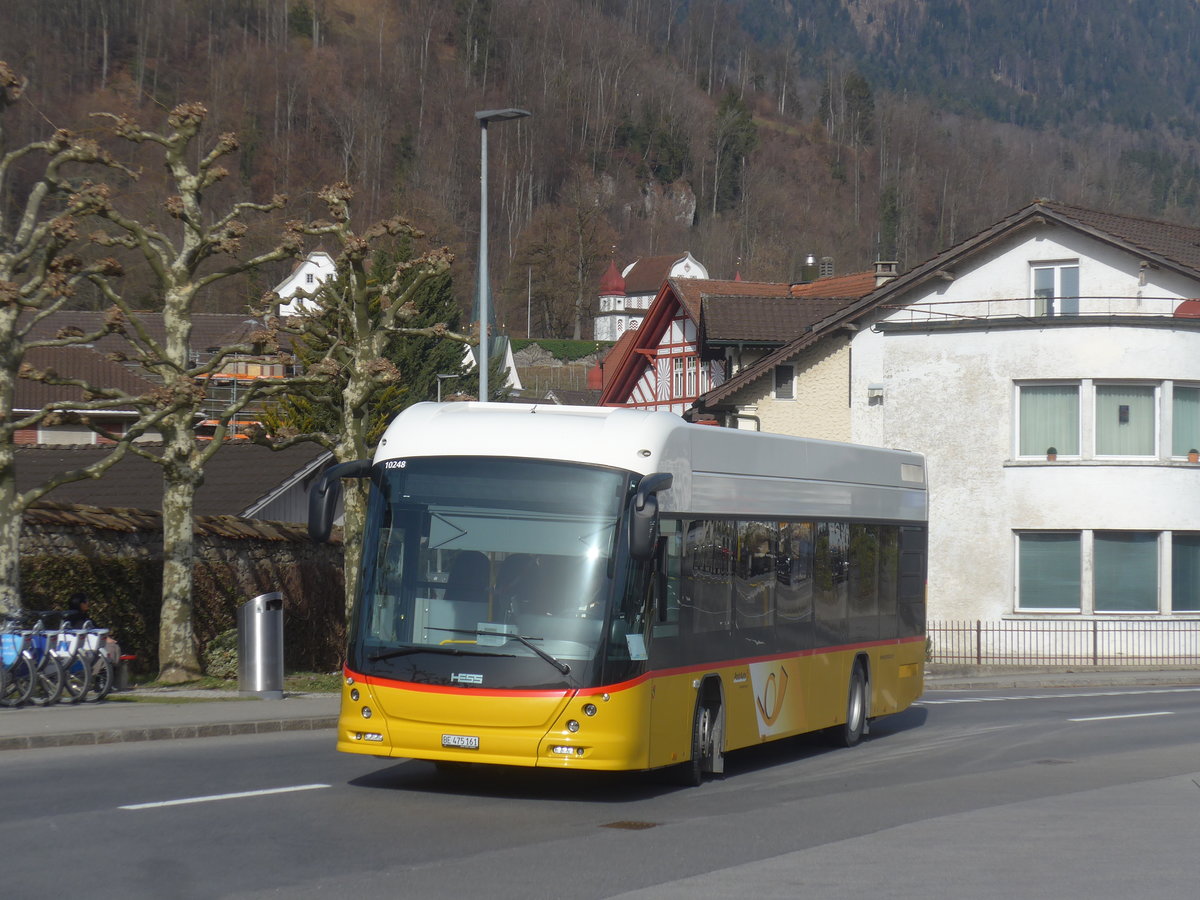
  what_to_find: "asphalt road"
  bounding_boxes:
[5,685,1200,899]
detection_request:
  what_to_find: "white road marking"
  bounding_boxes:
[918,686,1200,705]
[1068,711,1174,723]
[120,783,330,810]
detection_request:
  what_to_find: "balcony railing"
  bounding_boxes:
[882,295,1195,325]
[928,618,1200,666]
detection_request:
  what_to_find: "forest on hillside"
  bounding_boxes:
[3,0,1200,339]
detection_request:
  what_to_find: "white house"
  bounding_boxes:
[274,251,337,316]
[593,251,708,341]
[694,201,1200,656]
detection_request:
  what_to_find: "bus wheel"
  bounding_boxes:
[830,664,867,748]
[674,695,724,786]
[676,704,710,786]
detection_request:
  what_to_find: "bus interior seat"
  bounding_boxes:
[496,553,536,612]
[444,550,490,605]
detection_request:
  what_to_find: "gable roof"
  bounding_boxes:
[699,200,1200,410]
[622,253,706,293]
[599,273,877,405]
[14,442,329,519]
[702,295,857,344]
[14,345,158,413]
[23,312,276,358]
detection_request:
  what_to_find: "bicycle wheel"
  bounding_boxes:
[88,650,114,701]
[1,657,36,708]
[60,653,92,704]
[28,652,64,706]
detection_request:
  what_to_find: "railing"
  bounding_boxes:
[928,618,1200,666]
[885,295,1190,324]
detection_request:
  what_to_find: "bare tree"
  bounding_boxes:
[0,62,148,617]
[87,102,301,682]
[255,183,464,613]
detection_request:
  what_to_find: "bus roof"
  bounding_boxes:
[376,402,927,523]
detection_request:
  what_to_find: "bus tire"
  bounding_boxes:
[830,663,867,748]
[673,684,724,787]
[675,704,710,787]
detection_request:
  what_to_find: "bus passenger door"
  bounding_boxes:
[647,520,691,768]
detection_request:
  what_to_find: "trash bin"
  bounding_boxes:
[237,591,284,699]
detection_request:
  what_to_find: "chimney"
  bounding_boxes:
[800,253,818,283]
[874,260,899,287]
[819,256,834,279]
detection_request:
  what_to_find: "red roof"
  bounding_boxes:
[790,271,878,298]
[623,254,689,294]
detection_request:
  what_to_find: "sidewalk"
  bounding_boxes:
[4,667,1199,753]
[0,687,340,752]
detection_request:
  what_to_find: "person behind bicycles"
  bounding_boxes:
[62,592,92,629]
[62,592,121,666]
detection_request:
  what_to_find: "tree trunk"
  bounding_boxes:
[340,476,368,619]
[0,451,22,618]
[156,426,202,683]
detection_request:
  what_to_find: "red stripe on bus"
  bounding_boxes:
[347,635,924,700]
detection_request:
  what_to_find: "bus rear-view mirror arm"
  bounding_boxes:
[630,472,673,562]
[308,459,373,542]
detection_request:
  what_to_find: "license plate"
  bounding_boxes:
[441,734,480,750]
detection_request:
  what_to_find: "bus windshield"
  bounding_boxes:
[351,457,635,689]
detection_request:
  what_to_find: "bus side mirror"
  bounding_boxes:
[629,472,672,562]
[308,459,372,542]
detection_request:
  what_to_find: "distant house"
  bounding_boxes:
[22,311,286,437]
[274,251,337,316]
[16,442,331,523]
[694,200,1200,634]
[600,270,879,416]
[593,252,708,341]
[12,345,159,445]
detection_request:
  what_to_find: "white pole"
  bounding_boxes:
[478,119,490,403]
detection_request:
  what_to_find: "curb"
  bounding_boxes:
[0,715,339,752]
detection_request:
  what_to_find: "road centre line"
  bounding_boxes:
[120,783,330,810]
[1068,711,1174,723]
[918,686,1200,705]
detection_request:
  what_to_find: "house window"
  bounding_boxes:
[1094,532,1158,612]
[1017,532,1081,610]
[1172,534,1200,612]
[1095,384,1156,456]
[673,357,684,396]
[1031,261,1079,316]
[305,272,315,284]
[1018,383,1079,456]
[686,357,697,397]
[1172,386,1200,456]
[774,365,795,400]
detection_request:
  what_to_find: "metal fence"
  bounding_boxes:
[928,619,1200,666]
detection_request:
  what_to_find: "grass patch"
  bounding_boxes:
[125,671,342,694]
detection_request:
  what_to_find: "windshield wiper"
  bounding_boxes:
[370,645,516,662]
[425,626,572,676]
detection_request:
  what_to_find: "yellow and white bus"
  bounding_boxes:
[310,403,928,783]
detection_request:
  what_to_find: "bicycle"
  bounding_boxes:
[47,614,93,704]
[21,612,64,707]
[79,621,114,702]
[0,615,37,708]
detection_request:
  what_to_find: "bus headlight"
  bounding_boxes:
[361,706,373,719]
[566,719,580,733]
[582,703,597,717]
[350,688,360,702]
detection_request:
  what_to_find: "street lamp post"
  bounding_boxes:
[475,107,530,402]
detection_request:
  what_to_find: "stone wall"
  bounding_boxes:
[20,502,347,674]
